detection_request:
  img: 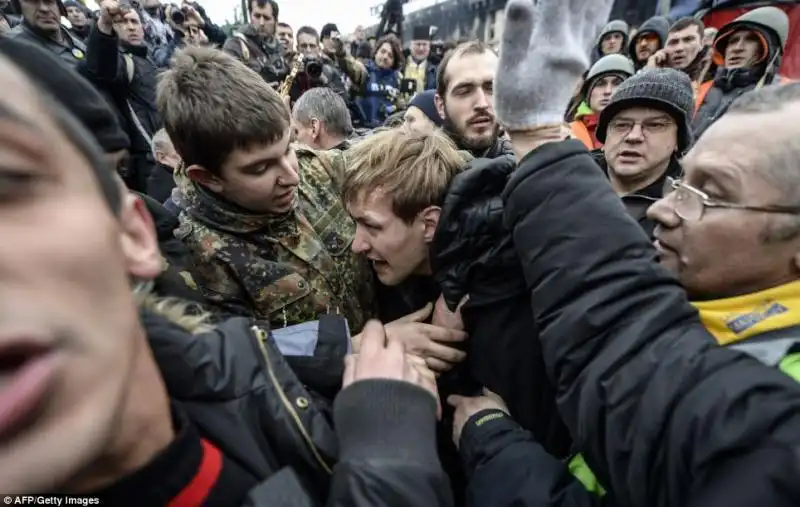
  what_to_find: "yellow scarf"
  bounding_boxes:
[694,281,800,346]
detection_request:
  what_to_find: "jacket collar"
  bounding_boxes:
[694,281,800,346]
[172,166,298,237]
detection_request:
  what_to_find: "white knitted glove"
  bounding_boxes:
[495,0,616,130]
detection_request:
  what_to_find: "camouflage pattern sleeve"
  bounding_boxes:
[343,55,367,89]
[297,146,348,191]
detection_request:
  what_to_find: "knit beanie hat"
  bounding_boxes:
[0,37,125,213]
[596,68,695,153]
[408,90,443,126]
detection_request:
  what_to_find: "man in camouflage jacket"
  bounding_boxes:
[173,145,373,332]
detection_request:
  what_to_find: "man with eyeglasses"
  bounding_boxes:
[594,67,694,237]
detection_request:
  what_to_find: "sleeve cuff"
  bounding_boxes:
[334,380,439,466]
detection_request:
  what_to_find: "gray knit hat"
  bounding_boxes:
[596,68,695,153]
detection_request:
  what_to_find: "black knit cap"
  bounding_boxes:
[0,37,124,213]
[597,67,695,153]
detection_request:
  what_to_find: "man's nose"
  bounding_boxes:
[351,227,370,254]
[646,194,680,228]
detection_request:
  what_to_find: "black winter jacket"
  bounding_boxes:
[431,155,572,459]
[498,139,800,507]
[80,27,161,192]
[144,311,452,506]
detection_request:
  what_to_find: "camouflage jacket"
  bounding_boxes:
[173,146,373,332]
[222,25,288,85]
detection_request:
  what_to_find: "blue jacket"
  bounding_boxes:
[358,60,402,128]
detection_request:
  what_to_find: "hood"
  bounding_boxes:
[239,23,280,50]
[629,16,670,64]
[172,166,299,237]
[596,19,630,55]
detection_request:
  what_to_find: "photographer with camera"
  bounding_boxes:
[152,1,225,67]
[320,22,366,92]
[222,0,287,88]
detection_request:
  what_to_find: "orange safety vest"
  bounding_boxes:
[569,121,595,150]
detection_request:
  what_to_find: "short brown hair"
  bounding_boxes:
[156,46,290,174]
[669,17,704,39]
[435,40,495,100]
[342,128,469,223]
[373,34,404,70]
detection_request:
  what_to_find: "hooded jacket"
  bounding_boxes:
[173,146,373,333]
[628,16,669,69]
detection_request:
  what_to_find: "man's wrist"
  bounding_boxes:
[508,125,568,161]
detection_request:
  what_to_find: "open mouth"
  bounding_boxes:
[618,150,643,161]
[469,117,493,129]
[0,340,58,440]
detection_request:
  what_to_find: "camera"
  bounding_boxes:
[169,4,189,25]
[304,57,323,79]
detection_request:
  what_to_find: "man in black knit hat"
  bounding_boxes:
[594,67,694,236]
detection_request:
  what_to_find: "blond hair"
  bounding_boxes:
[342,127,469,222]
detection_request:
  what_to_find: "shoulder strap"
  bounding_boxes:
[123,53,135,83]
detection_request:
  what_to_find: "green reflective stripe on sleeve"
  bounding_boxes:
[779,352,800,382]
[567,453,607,497]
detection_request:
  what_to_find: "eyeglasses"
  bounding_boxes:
[607,118,674,137]
[663,177,800,221]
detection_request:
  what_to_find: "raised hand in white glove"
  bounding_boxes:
[494,0,616,131]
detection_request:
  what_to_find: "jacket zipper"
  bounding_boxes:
[250,326,334,475]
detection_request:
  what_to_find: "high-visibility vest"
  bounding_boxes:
[569,121,595,150]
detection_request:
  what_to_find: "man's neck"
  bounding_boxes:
[320,135,346,151]
[65,330,174,493]
[609,158,670,196]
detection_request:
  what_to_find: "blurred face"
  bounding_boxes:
[665,25,703,70]
[0,57,160,492]
[355,26,365,41]
[724,29,763,70]
[322,31,339,53]
[601,32,624,54]
[297,33,320,58]
[374,42,395,69]
[588,75,624,113]
[0,16,10,35]
[277,24,293,51]
[250,2,275,38]
[20,0,61,34]
[635,33,660,61]
[348,190,433,286]
[436,50,499,153]
[404,106,436,134]
[411,39,430,60]
[368,38,377,50]
[603,107,677,188]
[65,6,87,27]
[192,129,300,214]
[114,10,144,46]
[648,107,800,299]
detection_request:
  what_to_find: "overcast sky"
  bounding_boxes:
[81,0,442,34]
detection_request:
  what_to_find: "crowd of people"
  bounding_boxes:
[1,0,800,505]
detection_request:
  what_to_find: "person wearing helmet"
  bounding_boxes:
[693,6,790,138]
[628,15,669,70]
[570,54,634,150]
